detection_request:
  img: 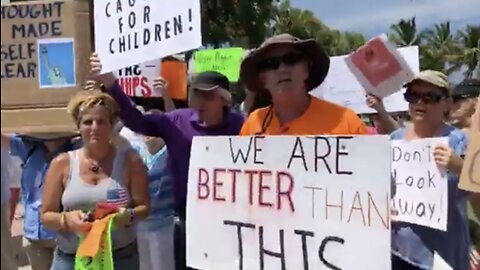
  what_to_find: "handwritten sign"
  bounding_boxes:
[187,135,392,270]
[345,34,414,98]
[1,0,91,134]
[194,48,244,82]
[115,59,161,97]
[459,100,480,193]
[94,0,202,73]
[310,46,419,114]
[391,137,448,231]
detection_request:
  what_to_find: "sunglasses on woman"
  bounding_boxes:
[403,90,449,104]
[259,52,306,71]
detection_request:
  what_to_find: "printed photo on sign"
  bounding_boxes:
[310,46,419,114]
[186,135,392,270]
[345,34,414,99]
[391,137,449,231]
[37,38,76,89]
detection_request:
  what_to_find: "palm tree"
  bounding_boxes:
[389,17,423,47]
[421,21,458,73]
[446,25,480,78]
[272,0,366,56]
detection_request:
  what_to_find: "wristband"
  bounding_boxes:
[60,212,68,231]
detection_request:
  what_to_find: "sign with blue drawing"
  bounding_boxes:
[37,38,76,89]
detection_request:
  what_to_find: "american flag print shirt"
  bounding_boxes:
[106,186,130,208]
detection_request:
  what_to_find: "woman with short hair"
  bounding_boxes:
[41,89,150,270]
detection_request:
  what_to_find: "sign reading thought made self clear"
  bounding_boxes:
[94,0,202,73]
[187,135,392,270]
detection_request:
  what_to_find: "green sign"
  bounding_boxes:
[194,48,244,82]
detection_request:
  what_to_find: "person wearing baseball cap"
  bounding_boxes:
[449,78,480,130]
[239,33,367,135]
[391,70,470,270]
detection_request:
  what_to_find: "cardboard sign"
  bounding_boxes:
[161,61,187,100]
[311,46,419,114]
[187,135,392,270]
[459,100,480,193]
[115,59,161,98]
[194,48,244,82]
[1,0,91,133]
[391,138,449,231]
[345,34,414,98]
[94,0,202,73]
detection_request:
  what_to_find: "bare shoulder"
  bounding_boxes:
[51,152,71,168]
[124,149,144,167]
[47,152,71,185]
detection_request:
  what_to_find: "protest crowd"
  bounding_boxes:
[1,1,479,270]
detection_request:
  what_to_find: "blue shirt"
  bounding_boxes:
[136,147,175,232]
[9,136,80,241]
[390,125,470,270]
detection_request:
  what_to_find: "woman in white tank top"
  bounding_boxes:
[40,89,150,270]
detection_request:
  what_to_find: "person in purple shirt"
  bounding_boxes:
[89,53,245,270]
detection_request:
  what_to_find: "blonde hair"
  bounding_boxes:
[67,89,120,126]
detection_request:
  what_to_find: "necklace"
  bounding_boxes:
[88,161,101,174]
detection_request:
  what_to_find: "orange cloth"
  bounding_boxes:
[240,96,368,135]
[161,61,187,100]
[76,214,116,258]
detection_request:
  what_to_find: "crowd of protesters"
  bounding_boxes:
[1,33,479,270]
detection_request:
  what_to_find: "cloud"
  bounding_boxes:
[327,0,480,30]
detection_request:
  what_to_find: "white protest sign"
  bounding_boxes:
[311,46,419,114]
[187,135,392,270]
[94,0,202,73]
[391,137,449,231]
[114,59,161,97]
[433,252,453,270]
[345,34,414,99]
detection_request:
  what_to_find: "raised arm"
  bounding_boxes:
[154,76,176,112]
[366,94,400,134]
[89,53,178,144]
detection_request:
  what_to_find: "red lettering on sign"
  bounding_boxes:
[195,168,296,213]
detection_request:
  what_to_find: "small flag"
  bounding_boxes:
[106,188,129,208]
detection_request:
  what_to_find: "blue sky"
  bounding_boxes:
[291,0,480,38]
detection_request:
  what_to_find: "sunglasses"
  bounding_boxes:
[452,94,475,103]
[259,53,306,71]
[404,90,449,104]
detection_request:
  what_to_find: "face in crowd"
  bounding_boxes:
[404,80,451,125]
[450,96,478,125]
[258,45,309,102]
[68,90,119,149]
[189,89,226,122]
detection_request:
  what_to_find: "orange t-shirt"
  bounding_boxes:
[240,96,368,135]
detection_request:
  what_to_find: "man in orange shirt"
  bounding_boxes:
[240,34,367,135]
